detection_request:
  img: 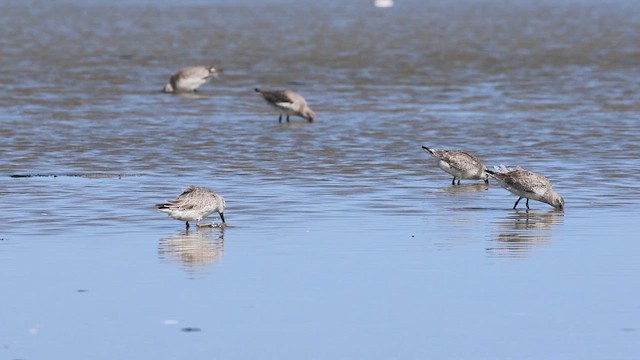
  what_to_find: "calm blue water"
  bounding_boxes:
[1,0,639,359]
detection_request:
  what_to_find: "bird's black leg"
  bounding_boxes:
[278,114,282,123]
[286,115,290,122]
[526,198,530,209]
[185,221,190,229]
[485,178,489,184]
[513,197,522,209]
[219,212,225,224]
[457,178,461,185]
[451,177,456,185]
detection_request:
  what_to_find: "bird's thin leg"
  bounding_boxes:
[185,221,190,229]
[513,197,522,209]
[526,198,530,209]
[451,177,456,185]
[286,115,290,122]
[219,212,226,224]
[279,114,282,123]
[484,178,489,184]
[457,178,461,185]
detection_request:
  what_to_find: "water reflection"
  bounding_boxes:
[440,183,489,194]
[169,92,211,99]
[487,210,564,258]
[158,227,225,269]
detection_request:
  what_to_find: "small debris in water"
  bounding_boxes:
[181,327,201,332]
[9,173,142,179]
[28,325,42,335]
[77,289,88,293]
[374,0,394,8]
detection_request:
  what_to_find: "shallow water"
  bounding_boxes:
[1,0,640,359]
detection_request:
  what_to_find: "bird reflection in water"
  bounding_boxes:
[440,183,489,195]
[158,227,225,270]
[487,210,564,258]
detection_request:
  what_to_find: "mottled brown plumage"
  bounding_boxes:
[157,186,226,228]
[163,66,218,93]
[486,166,564,210]
[422,146,488,185]
[255,88,315,122]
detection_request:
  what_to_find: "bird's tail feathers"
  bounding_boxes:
[156,203,171,210]
[492,164,523,174]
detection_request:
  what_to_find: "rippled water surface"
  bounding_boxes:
[1,0,639,359]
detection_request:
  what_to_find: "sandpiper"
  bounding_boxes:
[254,88,315,123]
[163,66,218,93]
[157,186,226,228]
[422,146,489,185]
[486,166,564,210]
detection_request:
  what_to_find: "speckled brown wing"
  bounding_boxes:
[497,170,551,197]
[440,151,483,172]
[161,186,204,210]
[259,90,293,105]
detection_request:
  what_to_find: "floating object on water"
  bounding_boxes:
[163,65,218,93]
[422,146,489,185]
[486,166,564,210]
[157,186,226,228]
[181,327,201,332]
[374,0,394,8]
[254,88,315,123]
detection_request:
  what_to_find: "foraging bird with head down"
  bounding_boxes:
[254,88,315,123]
[486,166,564,210]
[157,186,226,229]
[163,65,218,93]
[422,146,489,185]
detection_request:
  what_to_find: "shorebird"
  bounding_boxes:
[486,166,564,210]
[254,88,315,123]
[163,65,218,93]
[157,186,226,229]
[422,146,489,185]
